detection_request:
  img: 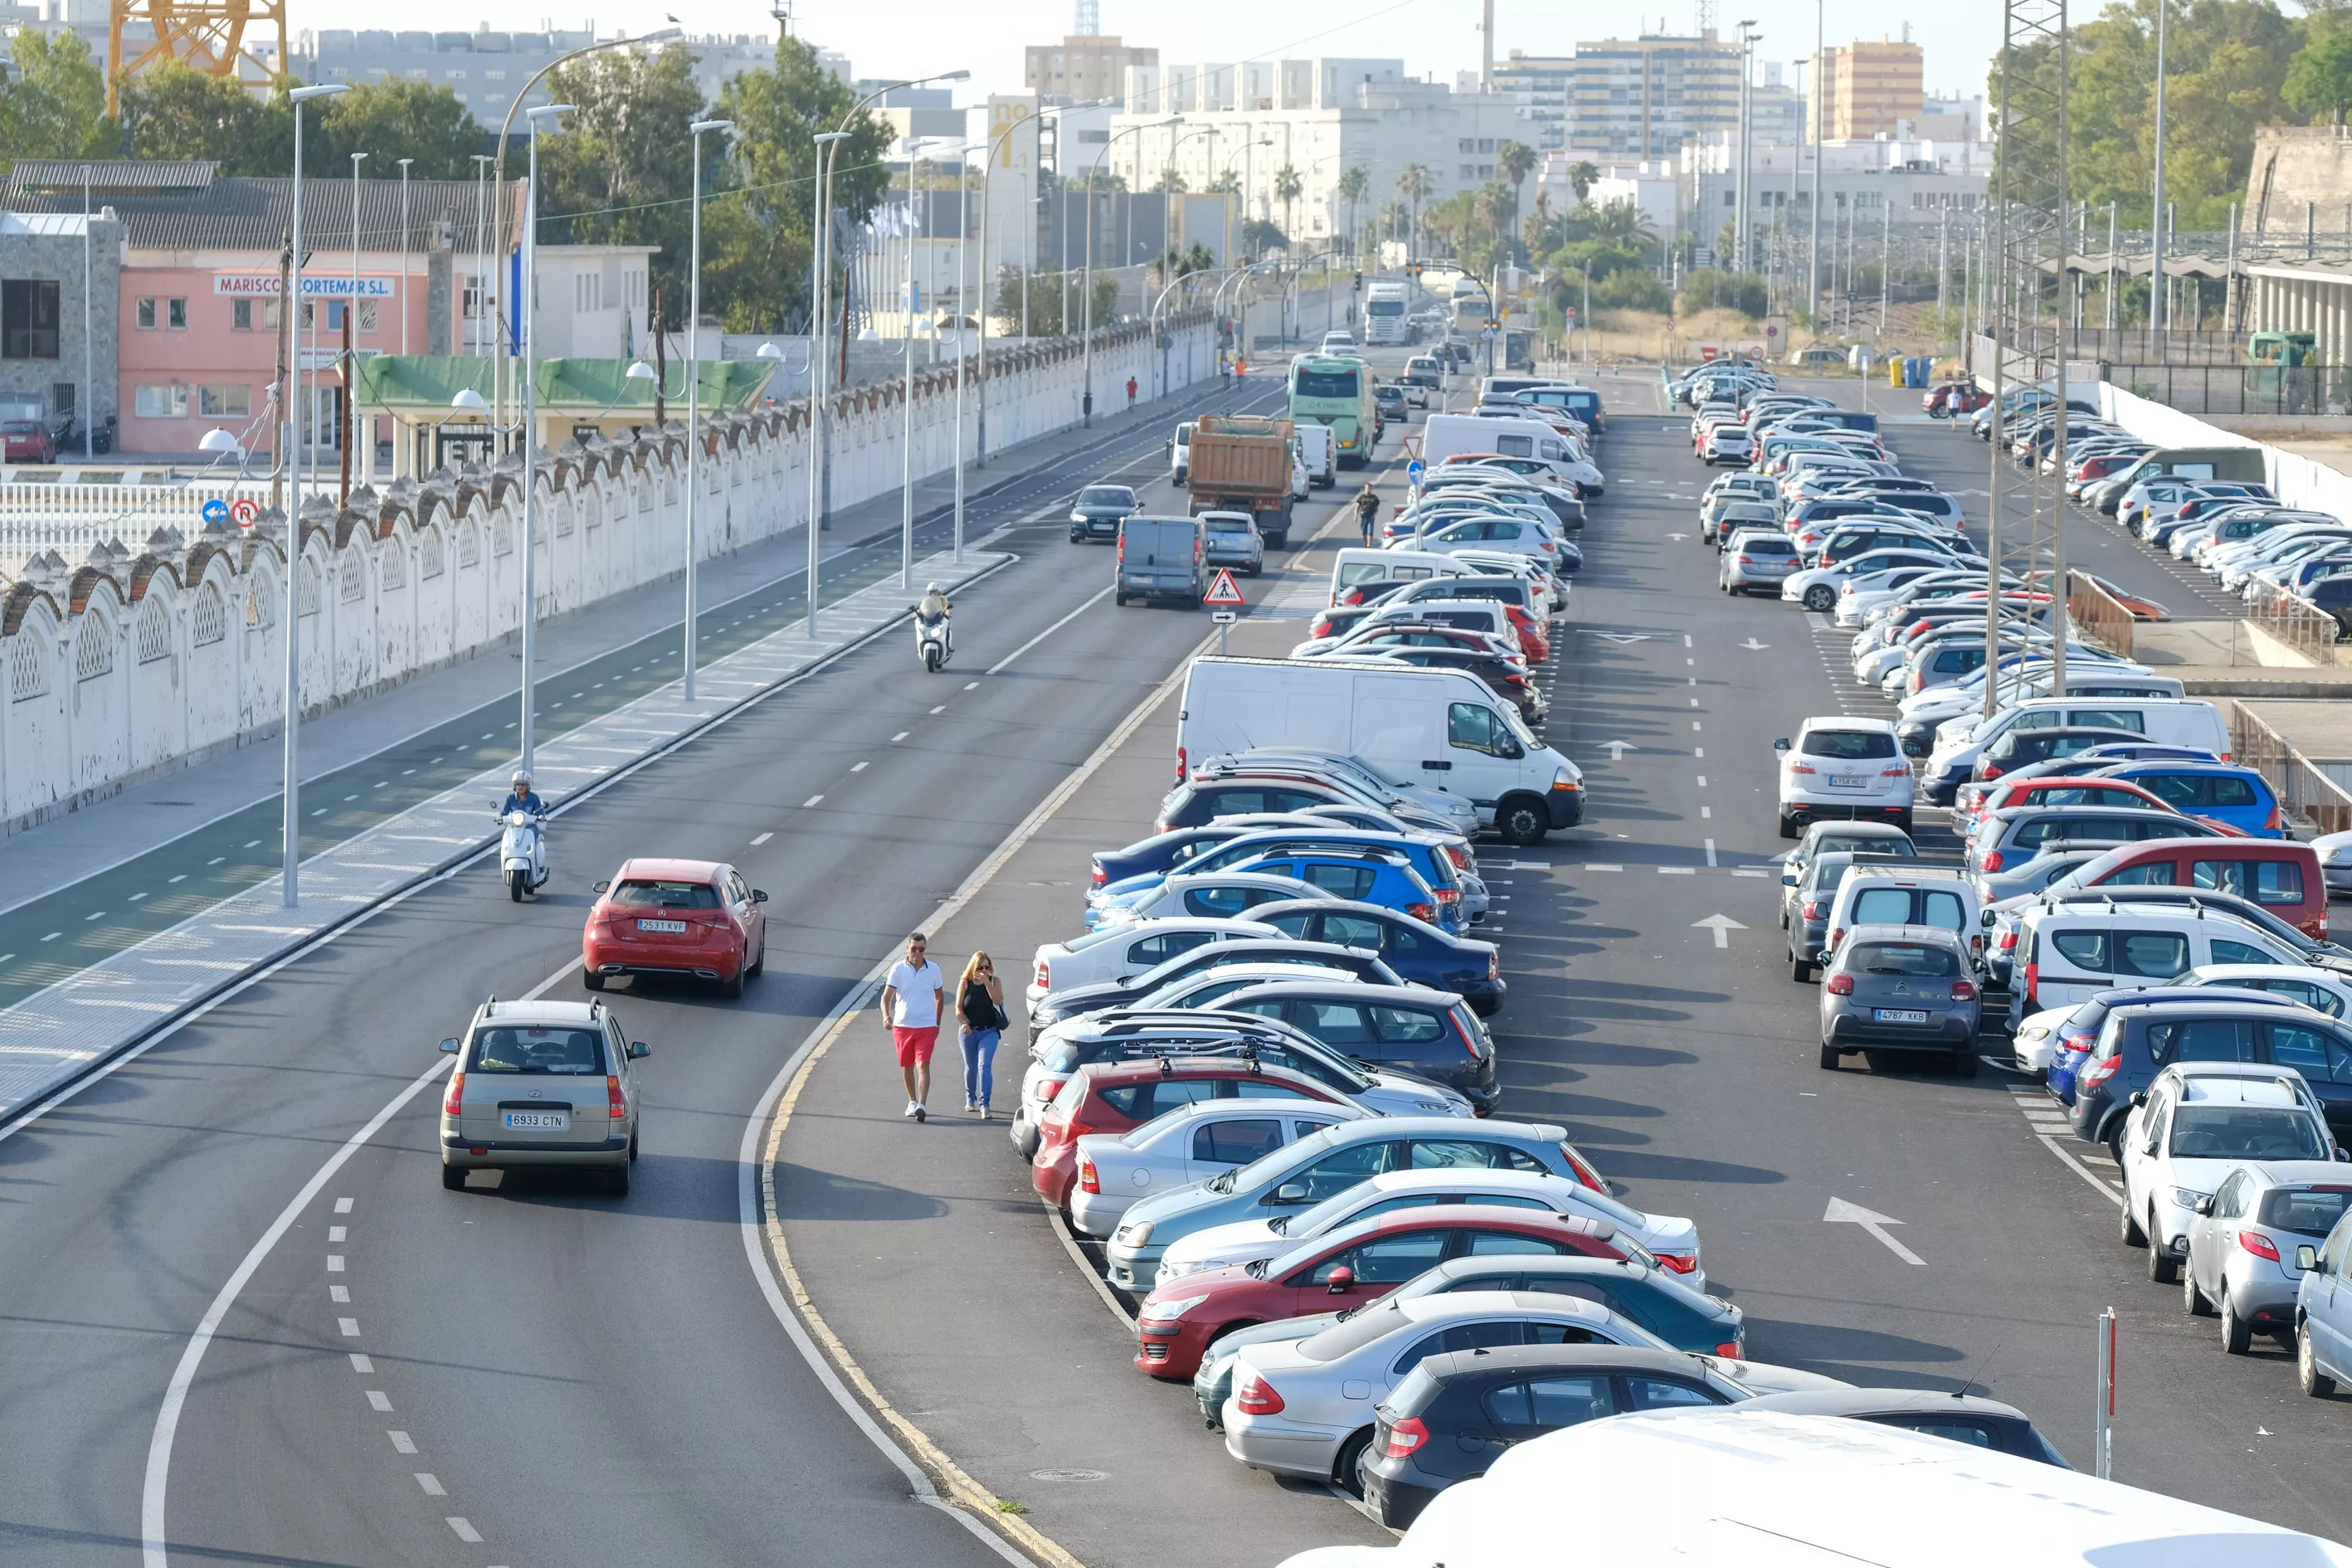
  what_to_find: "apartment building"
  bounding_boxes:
[1564,31,1742,162]
[1809,38,1925,143]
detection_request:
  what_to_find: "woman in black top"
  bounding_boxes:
[957,951,1007,1118]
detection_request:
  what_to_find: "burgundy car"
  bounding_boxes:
[1,419,56,463]
[582,858,767,996]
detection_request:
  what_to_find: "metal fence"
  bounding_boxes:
[2246,585,2350,664]
[2105,363,2352,416]
[2232,701,2352,836]
[2066,571,2137,659]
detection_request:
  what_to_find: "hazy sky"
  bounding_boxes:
[357,2,2004,105]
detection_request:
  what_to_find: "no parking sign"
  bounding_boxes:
[231,497,260,528]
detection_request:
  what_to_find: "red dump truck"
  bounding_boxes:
[1186,415,1298,548]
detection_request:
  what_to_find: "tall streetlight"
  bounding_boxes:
[1808,0,1824,320]
[515,102,576,778]
[2150,0,2169,340]
[1737,22,1760,275]
[1083,115,1181,426]
[682,117,733,698]
[348,151,367,481]
[396,158,412,356]
[280,80,348,908]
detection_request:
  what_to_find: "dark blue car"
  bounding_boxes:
[1248,897,1504,1015]
[2066,997,2347,1152]
[2090,762,2284,838]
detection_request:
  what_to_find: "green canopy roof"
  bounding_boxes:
[354,355,777,414]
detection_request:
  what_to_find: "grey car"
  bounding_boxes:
[1069,483,1138,543]
[1971,844,2124,906]
[1200,509,1267,576]
[1787,851,1911,981]
[1720,528,1800,595]
[1780,821,1917,927]
[1705,500,1779,548]
[1115,514,1208,606]
[437,997,651,1194]
[2184,1161,2352,1353]
[1819,923,1981,1074]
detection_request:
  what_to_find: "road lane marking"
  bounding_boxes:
[337,1317,359,1336]
[803,795,824,808]
[964,681,979,690]
[987,584,1115,675]
[751,832,774,845]
[326,1255,344,1272]
[1692,913,1745,945]
[416,1473,446,1497]
[1705,839,1718,866]
[1824,1197,1926,1265]
[446,1519,482,1543]
[329,1286,348,1303]
[850,762,869,773]
[389,1431,416,1454]
[348,1353,372,1372]
[366,1390,392,1411]
[930,704,946,714]
[892,732,910,743]
[334,1197,352,1213]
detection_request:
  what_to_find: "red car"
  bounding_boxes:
[1957,775,2179,834]
[582,858,767,996]
[1,419,56,463]
[1134,1205,1639,1379]
[1030,1057,1353,1210]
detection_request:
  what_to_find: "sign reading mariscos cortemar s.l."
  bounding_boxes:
[214,275,398,298]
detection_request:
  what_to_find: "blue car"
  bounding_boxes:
[1234,850,1460,933]
[2294,1209,2352,1395]
[2090,762,2284,838]
[1249,897,1505,1015]
[1096,828,1477,928]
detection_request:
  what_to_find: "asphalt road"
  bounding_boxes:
[1513,376,2352,1536]
[0,377,1302,1566]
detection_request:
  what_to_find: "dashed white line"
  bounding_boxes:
[388,1430,416,1454]
[337,1317,360,1337]
[334,1197,353,1214]
[415,1473,446,1497]
[1705,839,1718,867]
[751,831,774,845]
[328,1226,345,1242]
[326,1255,345,1273]
[348,1353,373,1373]
[963,680,979,690]
[446,1518,483,1543]
[929,704,946,714]
[329,1285,348,1303]
[366,1390,392,1412]
[802,795,824,808]
[168,874,187,883]
[84,911,105,922]
[891,731,910,743]
[1695,776,1707,788]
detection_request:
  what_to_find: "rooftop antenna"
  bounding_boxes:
[1695,0,1717,34]
[769,0,791,39]
[1954,1338,2006,1400]
[1074,0,1099,35]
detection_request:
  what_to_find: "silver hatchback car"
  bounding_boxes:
[439,998,650,1195]
[1818,923,1981,1075]
[1720,528,1800,595]
[1200,509,1268,576]
[2184,1160,2352,1353]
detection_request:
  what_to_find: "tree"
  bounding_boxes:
[1240,217,1288,258]
[1335,163,1369,254]
[119,61,294,173]
[1206,168,1240,196]
[2287,29,2352,123]
[1395,163,1434,255]
[1273,163,1303,246]
[312,80,483,179]
[1153,166,1188,194]
[536,44,712,320]
[992,268,1118,336]
[0,31,114,168]
[1566,160,1600,202]
[1497,139,1537,260]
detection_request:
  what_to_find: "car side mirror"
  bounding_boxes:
[1773,738,1791,753]
[2194,1195,2215,1216]
[628,1042,651,1059]
[593,879,611,896]
[2339,1148,2352,1164]
[752,889,769,903]
[1326,1266,1356,1294]
[1270,1182,1310,1205]
[2130,1091,2148,1108]
[2301,1244,2322,1270]
[439,1037,460,1054]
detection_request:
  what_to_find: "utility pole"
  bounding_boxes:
[1808,1,1824,319]
[2150,0,2168,340]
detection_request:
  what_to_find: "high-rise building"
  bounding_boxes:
[1809,37,1924,142]
[1564,31,1741,161]
[1024,34,1157,109]
[1494,51,1575,151]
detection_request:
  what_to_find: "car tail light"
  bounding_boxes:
[1174,745,1187,786]
[1079,1156,1100,1195]
[1407,901,1437,923]
[2079,1049,2118,1090]
[1445,845,1472,869]
[2267,802,2283,833]
[443,1071,465,1117]
[1036,957,1051,989]
[2240,1230,2282,1263]
[1982,850,2006,874]
[1800,898,1822,919]
[1450,1012,1483,1059]
[1195,535,1205,565]
[1090,864,1106,887]
[1435,886,1462,904]
[1116,533,1125,564]
[1488,951,1500,981]
[1952,980,1979,1001]
[1736,554,1756,565]
[1789,762,1817,776]
[1066,1115,1095,1141]
[1235,1373,1286,1416]
[1653,1252,1698,1275]
[1382,1415,1429,1458]
[1825,973,1854,995]
[607,1076,626,1118]
[1998,928,2018,953]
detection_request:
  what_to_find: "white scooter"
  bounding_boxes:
[498,810,549,901]
[914,608,952,673]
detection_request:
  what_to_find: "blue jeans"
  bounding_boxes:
[961,1028,999,1107]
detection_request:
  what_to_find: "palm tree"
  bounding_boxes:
[1335,163,1369,256]
[1273,163,1303,247]
[1395,163,1435,257]
[1206,168,1240,197]
[1522,189,1554,258]
[1154,168,1187,194]
[1566,160,1600,202]
[1594,199,1657,249]
[1377,198,1410,248]
[1496,140,1537,261]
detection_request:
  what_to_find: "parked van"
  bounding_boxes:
[2014,904,2306,1012]
[1924,697,2233,801]
[1295,423,1337,489]
[1329,548,1473,606]
[1823,866,1980,962]
[2053,838,2329,938]
[1116,515,1207,607]
[1169,421,1194,485]
[1419,412,1584,489]
[1176,657,1585,842]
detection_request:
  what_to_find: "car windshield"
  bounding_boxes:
[1816,834,1916,859]
[609,879,720,908]
[1206,518,1252,533]
[1225,1125,1342,1195]
[1297,1297,1410,1362]
[2260,1186,2352,1236]
[2169,1107,2328,1161]
[469,1025,604,1074]
[1848,942,1960,977]
[1801,730,1898,760]
[2,421,38,436]
[1079,487,1133,506]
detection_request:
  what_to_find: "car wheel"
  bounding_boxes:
[2222,1292,2254,1355]
[441,1164,466,1191]
[1333,1428,1376,1499]
[2301,1322,2337,1397]
[722,954,746,1000]
[1791,953,1811,982]
[583,969,606,991]
[2147,1223,2178,1283]
[1804,585,1836,612]
[2184,1263,2213,1316]
[1497,798,1547,846]
[2120,1197,2146,1248]
[629,1132,640,1162]
[747,937,766,979]
[1776,812,1799,840]
[606,1162,631,1197]
[1819,1044,1841,1070]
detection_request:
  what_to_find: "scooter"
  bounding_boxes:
[498,809,549,901]
[914,608,952,673]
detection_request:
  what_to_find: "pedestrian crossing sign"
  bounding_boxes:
[1204,568,1245,606]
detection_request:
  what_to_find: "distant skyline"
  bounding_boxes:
[280,2,2002,115]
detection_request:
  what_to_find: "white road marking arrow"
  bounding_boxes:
[1666,532,1688,541]
[1824,1197,1926,1265]
[1739,637,1770,650]
[1593,632,1653,645]
[1692,913,1746,948]
[1600,739,1635,762]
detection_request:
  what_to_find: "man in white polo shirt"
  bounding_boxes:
[880,932,947,1122]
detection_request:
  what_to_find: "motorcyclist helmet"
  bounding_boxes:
[511,769,531,790]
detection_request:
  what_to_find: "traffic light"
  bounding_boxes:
[1353,270,1363,288]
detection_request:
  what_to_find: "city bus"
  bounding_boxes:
[1288,354,1379,469]
[1364,281,1409,346]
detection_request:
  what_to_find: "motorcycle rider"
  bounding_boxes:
[915,582,952,655]
[499,768,545,818]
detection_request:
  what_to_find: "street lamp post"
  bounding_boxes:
[681,117,733,699]
[280,81,348,908]
[516,102,576,777]
[397,158,412,357]
[1809,0,1824,319]
[349,151,367,485]
[806,129,848,639]
[2151,0,2169,341]
[1084,116,1180,427]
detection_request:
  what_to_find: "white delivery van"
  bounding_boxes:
[1169,421,1194,485]
[1329,548,1473,606]
[1419,412,1585,488]
[1296,424,1337,489]
[1176,656,1584,842]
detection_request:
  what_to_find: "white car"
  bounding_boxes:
[1782,549,1958,615]
[1155,1167,1704,1289]
[1069,1095,1367,1237]
[1833,565,1970,626]
[1026,918,1283,1015]
[1087,871,1334,929]
[2009,1001,2081,1076]
[2119,1063,2340,1283]
[1775,716,1913,840]
[1223,1290,1843,1489]
[1410,514,1566,569]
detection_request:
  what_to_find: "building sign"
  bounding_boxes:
[215,275,398,299]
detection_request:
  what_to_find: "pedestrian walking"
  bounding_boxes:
[1353,482,1381,546]
[957,951,1008,1118]
[1125,375,1138,411]
[880,932,945,1122]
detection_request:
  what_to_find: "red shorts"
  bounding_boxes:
[891,1025,939,1068]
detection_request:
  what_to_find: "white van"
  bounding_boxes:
[1926,697,2232,800]
[2014,904,2305,1011]
[1275,1406,2352,1568]
[1296,424,1337,489]
[1419,412,1586,489]
[1329,548,1473,606]
[1169,421,1194,485]
[1176,656,1585,842]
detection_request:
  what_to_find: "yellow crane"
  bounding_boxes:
[108,0,287,114]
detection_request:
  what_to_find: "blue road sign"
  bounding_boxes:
[1406,459,1425,484]
[201,499,230,525]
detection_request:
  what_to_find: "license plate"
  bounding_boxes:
[1872,1008,1931,1025]
[1829,776,1869,790]
[501,1109,571,1131]
[636,918,688,933]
